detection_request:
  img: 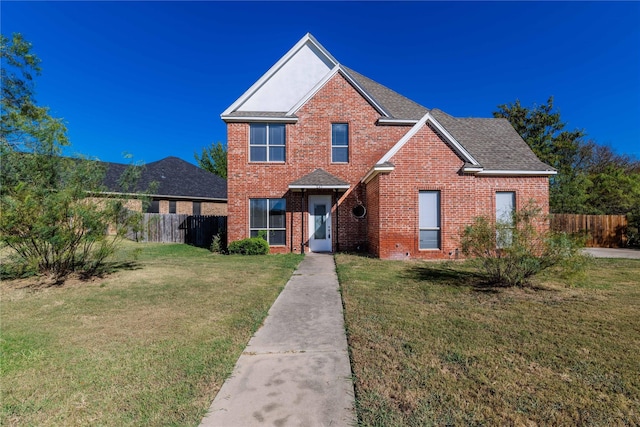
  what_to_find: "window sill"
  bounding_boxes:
[249,161,286,164]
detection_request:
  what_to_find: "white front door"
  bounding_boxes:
[308,195,332,252]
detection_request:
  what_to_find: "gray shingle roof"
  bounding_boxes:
[103,157,227,200]
[342,66,428,121]
[430,109,554,171]
[289,168,350,188]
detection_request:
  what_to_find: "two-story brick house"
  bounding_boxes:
[222,34,555,259]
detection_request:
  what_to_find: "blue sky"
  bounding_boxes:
[3,1,639,165]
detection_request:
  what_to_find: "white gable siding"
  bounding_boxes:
[237,43,334,112]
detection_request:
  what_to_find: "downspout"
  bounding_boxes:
[335,190,339,252]
[300,190,305,253]
[290,194,294,252]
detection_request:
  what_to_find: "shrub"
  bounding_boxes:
[460,202,587,287]
[227,237,269,255]
[210,233,226,254]
[626,209,640,248]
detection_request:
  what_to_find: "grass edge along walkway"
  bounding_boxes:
[336,254,640,426]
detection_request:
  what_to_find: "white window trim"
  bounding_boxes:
[419,190,441,250]
[249,198,287,246]
[331,123,349,163]
[249,123,286,163]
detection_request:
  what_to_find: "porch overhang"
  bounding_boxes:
[288,168,351,192]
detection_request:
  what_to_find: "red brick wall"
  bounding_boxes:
[227,72,410,253]
[227,73,550,257]
[374,123,550,260]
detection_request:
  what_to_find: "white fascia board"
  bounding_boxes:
[361,164,396,184]
[98,191,227,202]
[222,33,338,116]
[377,118,419,126]
[461,166,484,173]
[474,169,558,176]
[287,65,390,117]
[377,112,480,166]
[221,116,298,123]
[288,184,351,191]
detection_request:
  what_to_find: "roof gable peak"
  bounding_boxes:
[222,33,339,117]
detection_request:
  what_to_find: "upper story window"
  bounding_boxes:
[250,123,285,162]
[332,123,349,163]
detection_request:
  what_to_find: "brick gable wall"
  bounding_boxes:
[373,124,550,260]
[227,72,550,257]
[227,72,410,253]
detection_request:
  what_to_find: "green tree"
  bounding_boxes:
[494,97,591,213]
[1,33,139,281]
[194,141,227,178]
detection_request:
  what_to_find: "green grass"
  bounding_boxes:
[1,242,303,426]
[336,254,640,426]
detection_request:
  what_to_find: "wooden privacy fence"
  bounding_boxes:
[551,214,628,248]
[130,214,227,248]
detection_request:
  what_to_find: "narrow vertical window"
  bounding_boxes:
[192,201,201,216]
[250,123,285,162]
[419,191,440,249]
[332,123,349,163]
[250,198,286,245]
[496,191,516,248]
[169,200,176,214]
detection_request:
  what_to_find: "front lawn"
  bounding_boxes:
[336,254,640,426]
[1,242,303,426]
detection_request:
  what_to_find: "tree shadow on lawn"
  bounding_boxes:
[402,262,509,293]
[1,260,142,289]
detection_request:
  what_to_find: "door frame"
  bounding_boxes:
[308,194,332,252]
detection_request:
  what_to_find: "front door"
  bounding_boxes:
[308,195,332,252]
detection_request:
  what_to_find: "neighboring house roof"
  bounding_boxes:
[102,156,227,201]
[222,33,555,177]
[289,168,350,191]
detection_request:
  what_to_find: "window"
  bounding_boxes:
[146,199,159,213]
[419,191,441,249]
[169,200,176,214]
[332,123,349,163]
[250,123,285,162]
[192,201,201,216]
[250,198,286,246]
[496,191,516,248]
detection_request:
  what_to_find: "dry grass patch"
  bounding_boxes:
[336,254,640,426]
[1,242,303,426]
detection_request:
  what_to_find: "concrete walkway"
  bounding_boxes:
[584,248,640,259]
[199,252,356,427]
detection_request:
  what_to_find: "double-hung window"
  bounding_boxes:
[250,123,285,162]
[331,123,349,163]
[496,191,516,248]
[250,198,286,246]
[419,191,441,249]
